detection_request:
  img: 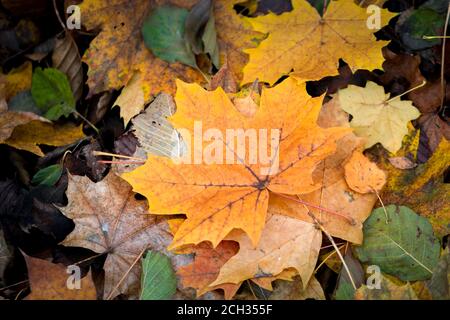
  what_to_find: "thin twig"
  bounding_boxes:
[298,200,357,290]
[440,4,450,111]
[371,187,389,224]
[0,280,29,291]
[97,160,145,165]
[93,151,146,162]
[314,243,346,273]
[108,247,147,300]
[52,0,66,30]
[385,80,427,103]
[73,110,100,135]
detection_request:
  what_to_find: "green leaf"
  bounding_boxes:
[31,164,63,186]
[31,67,75,120]
[140,251,176,300]
[142,5,197,69]
[306,0,329,16]
[356,205,440,281]
[335,282,355,300]
[398,7,445,51]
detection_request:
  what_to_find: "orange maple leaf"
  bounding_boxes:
[122,77,351,249]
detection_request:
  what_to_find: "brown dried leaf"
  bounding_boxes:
[52,32,83,101]
[60,172,189,299]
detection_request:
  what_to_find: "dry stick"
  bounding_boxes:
[107,247,148,300]
[0,280,29,292]
[72,252,106,267]
[371,187,389,223]
[73,110,100,135]
[15,288,27,300]
[98,160,145,165]
[440,4,450,111]
[323,0,328,16]
[275,193,356,225]
[52,0,66,30]
[423,36,450,39]
[320,242,345,250]
[276,194,357,289]
[93,151,146,162]
[314,243,346,274]
[246,280,258,300]
[300,202,357,290]
[385,80,427,103]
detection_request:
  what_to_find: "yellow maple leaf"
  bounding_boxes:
[242,0,396,85]
[215,0,263,81]
[337,81,421,153]
[122,77,351,249]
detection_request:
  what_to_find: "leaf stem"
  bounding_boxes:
[422,35,450,39]
[300,202,357,290]
[93,151,146,161]
[371,187,389,224]
[440,3,450,111]
[314,243,346,273]
[385,80,427,103]
[109,247,147,300]
[73,110,100,135]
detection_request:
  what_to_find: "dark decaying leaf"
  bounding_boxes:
[185,0,212,55]
[0,228,13,288]
[185,0,219,68]
[52,32,83,102]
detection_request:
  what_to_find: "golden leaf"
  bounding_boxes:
[3,121,84,156]
[243,0,396,84]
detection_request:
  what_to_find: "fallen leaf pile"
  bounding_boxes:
[0,0,448,302]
